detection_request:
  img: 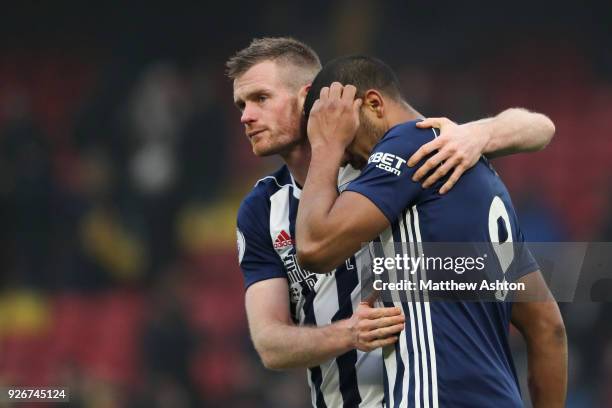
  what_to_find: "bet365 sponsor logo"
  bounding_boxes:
[368,152,406,176]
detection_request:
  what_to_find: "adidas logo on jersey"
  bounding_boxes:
[274,230,294,249]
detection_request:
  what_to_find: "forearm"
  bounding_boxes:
[470,108,555,158]
[254,319,353,369]
[296,145,344,262]
[525,326,568,407]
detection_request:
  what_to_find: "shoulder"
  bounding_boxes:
[238,166,292,224]
[374,119,438,153]
[253,165,294,193]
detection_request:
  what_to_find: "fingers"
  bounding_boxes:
[411,116,468,193]
[416,117,451,129]
[439,165,466,194]
[310,99,321,114]
[407,137,442,167]
[421,156,461,188]
[342,84,357,102]
[329,82,343,100]
[358,335,399,352]
[368,336,399,350]
[360,323,405,342]
[320,86,330,100]
[411,150,448,182]
[359,314,406,331]
[341,84,362,116]
[353,98,363,112]
[362,291,379,307]
[322,82,359,104]
[353,303,406,351]
[358,333,401,352]
[360,305,402,319]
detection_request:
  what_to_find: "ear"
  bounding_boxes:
[363,89,385,118]
[298,83,311,113]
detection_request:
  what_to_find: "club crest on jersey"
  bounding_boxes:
[274,229,294,249]
[368,151,406,176]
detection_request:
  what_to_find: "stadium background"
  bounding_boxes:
[0,1,611,407]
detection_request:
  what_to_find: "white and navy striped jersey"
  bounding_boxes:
[345,120,538,408]
[237,165,384,408]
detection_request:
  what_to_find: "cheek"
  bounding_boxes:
[278,102,301,135]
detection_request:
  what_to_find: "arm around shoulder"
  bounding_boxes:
[483,108,555,158]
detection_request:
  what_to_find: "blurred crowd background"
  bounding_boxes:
[0,1,611,407]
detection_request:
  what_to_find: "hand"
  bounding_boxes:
[345,300,405,352]
[408,117,490,194]
[307,82,363,153]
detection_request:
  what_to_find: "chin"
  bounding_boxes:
[254,137,304,157]
[252,146,275,157]
[252,142,285,157]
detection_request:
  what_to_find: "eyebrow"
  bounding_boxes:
[234,87,271,108]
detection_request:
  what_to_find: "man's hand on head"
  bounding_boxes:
[307,82,362,154]
[408,117,490,194]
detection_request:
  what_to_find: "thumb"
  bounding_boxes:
[362,290,379,307]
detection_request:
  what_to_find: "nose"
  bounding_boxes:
[241,104,257,125]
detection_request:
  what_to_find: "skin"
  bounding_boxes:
[511,272,567,407]
[246,278,404,369]
[412,112,555,193]
[234,60,305,157]
[296,81,567,406]
[233,62,405,369]
[232,59,555,371]
[233,60,311,184]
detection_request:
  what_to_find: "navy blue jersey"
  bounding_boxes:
[345,120,538,408]
[237,165,385,407]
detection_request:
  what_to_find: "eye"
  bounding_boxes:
[257,95,268,103]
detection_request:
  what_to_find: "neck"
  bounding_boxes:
[386,101,423,129]
[280,139,311,187]
[355,101,424,167]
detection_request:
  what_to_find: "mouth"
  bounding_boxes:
[247,129,266,139]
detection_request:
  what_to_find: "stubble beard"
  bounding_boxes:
[253,102,304,158]
[348,111,387,169]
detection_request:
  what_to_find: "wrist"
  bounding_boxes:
[466,120,495,154]
[311,142,346,163]
[311,140,345,153]
[332,318,356,350]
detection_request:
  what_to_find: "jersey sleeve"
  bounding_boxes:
[344,122,437,223]
[508,227,540,282]
[237,195,286,289]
